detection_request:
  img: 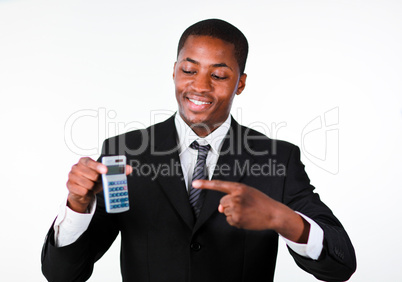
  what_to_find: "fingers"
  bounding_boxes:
[192,179,242,194]
[218,204,224,213]
[192,180,245,224]
[218,201,242,228]
[218,195,238,217]
[66,157,106,212]
[193,180,276,231]
[79,157,107,175]
[195,181,268,230]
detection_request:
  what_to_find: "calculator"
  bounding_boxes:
[101,155,130,213]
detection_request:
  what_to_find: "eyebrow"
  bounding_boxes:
[182,57,233,71]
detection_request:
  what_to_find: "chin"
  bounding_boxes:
[186,116,207,126]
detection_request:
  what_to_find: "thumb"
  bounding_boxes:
[126,164,133,175]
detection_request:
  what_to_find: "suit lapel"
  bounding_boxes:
[146,115,195,229]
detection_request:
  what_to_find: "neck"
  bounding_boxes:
[176,113,231,138]
[189,123,220,137]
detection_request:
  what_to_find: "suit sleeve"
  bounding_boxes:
[282,145,356,282]
[41,140,120,282]
[41,197,119,282]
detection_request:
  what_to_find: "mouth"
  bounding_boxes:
[188,98,212,106]
[182,93,214,113]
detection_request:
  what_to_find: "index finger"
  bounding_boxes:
[192,179,240,194]
[79,157,107,174]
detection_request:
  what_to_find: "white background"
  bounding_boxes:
[1,0,401,281]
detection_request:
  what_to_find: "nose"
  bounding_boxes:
[191,73,212,93]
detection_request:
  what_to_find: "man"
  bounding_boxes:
[42,19,356,281]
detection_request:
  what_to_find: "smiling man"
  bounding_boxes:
[174,35,247,137]
[42,19,356,282]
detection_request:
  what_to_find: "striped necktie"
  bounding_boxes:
[188,141,211,217]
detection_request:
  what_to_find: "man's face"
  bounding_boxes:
[173,35,247,136]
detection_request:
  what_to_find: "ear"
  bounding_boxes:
[236,73,247,95]
[173,62,177,80]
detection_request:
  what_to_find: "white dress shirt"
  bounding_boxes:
[174,113,231,189]
[55,113,323,260]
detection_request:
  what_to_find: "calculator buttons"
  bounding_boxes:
[106,181,129,211]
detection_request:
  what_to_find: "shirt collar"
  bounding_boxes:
[174,113,231,155]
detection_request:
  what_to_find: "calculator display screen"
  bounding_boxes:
[106,165,125,175]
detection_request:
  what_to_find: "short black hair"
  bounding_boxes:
[177,19,249,74]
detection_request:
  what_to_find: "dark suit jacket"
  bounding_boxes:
[42,115,356,282]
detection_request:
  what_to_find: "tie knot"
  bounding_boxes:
[190,141,211,153]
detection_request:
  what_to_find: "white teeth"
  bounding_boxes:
[189,98,211,105]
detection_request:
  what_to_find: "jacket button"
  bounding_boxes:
[190,242,201,251]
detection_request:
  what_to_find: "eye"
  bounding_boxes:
[211,73,227,80]
[182,68,196,75]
